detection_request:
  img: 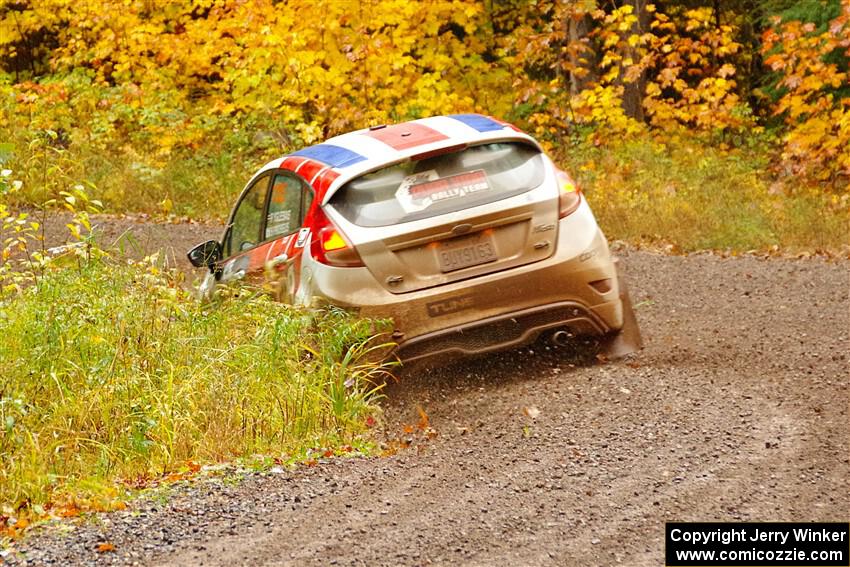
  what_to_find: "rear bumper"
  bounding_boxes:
[301,201,637,362]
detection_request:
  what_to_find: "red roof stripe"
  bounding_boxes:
[280,156,307,171]
[313,168,340,200]
[500,121,524,134]
[364,122,448,151]
[297,159,325,184]
[310,165,331,185]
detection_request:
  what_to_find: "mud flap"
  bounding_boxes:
[601,258,643,358]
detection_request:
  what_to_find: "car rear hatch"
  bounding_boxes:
[326,142,559,294]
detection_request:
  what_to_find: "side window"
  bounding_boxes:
[226,174,271,256]
[265,174,303,240]
[264,173,314,240]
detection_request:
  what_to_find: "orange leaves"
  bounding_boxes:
[658,67,680,87]
[416,406,430,430]
[762,1,850,188]
[717,64,736,79]
[588,4,747,134]
[382,405,437,456]
[3,517,29,539]
[410,405,437,440]
[1,492,129,540]
[120,460,205,492]
[507,2,750,140]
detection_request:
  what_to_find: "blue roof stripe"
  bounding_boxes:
[448,114,505,133]
[291,144,367,168]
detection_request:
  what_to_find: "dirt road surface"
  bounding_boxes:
[5,218,849,566]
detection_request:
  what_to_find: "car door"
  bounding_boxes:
[262,171,314,302]
[219,172,273,285]
[219,170,313,302]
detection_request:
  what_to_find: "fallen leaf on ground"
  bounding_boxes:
[96,543,116,553]
[523,406,541,419]
[416,406,430,430]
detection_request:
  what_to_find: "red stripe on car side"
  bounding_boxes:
[364,122,448,151]
[310,165,330,185]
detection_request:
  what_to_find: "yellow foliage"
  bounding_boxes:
[2,0,847,207]
[642,7,749,133]
[1,0,512,153]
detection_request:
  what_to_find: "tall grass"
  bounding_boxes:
[0,256,393,510]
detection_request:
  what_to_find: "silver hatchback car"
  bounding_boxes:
[188,114,641,364]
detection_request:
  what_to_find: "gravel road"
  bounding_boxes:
[3,219,848,566]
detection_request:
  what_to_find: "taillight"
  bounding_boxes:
[556,169,581,218]
[310,207,364,267]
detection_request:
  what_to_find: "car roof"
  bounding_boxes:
[254,114,540,205]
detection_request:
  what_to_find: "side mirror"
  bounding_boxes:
[187,240,222,270]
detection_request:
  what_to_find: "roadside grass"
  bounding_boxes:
[556,134,848,253]
[0,254,393,518]
[62,148,252,219]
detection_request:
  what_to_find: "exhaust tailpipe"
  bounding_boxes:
[551,329,572,347]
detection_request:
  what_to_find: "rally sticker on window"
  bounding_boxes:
[266,210,292,238]
[396,169,490,212]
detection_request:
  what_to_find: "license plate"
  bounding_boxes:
[437,233,497,272]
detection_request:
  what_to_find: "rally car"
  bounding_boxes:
[188,114,641,364]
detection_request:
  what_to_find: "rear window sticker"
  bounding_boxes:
[395,169,490,213]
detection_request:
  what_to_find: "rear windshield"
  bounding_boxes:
[329,142,545,227]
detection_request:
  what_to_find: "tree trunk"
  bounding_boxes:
[620,0,650,122]
[567,14,593,97]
